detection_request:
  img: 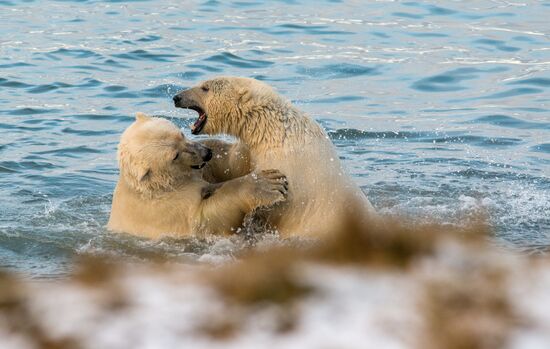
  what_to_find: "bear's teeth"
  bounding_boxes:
[191,113,207,132]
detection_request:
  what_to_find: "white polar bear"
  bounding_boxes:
[174,77,376,237]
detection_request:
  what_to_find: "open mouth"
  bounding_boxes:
[191,162,206,170]
[189,106,207,135]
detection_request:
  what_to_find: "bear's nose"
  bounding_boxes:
[173,95,181,105]
[202,148,213,162]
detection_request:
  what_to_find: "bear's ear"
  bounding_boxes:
[135,112,151,122]
[138,168,151,182]
[238,87,253,106]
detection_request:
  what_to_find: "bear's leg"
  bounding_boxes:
[197,170,287,235]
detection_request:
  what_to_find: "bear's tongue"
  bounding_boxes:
[191,113,207,135]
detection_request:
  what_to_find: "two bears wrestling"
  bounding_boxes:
[108,77,376,238]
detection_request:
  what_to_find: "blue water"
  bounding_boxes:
[0,0,548,277]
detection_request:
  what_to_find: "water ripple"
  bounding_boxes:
[28,82,73,94]
[112,49,181,62]
[411,67,506,92]
[3,108,62,116]
[0,62,34,69]
[297,63,379,79]
[330,129,525,148]
[478,87,543,99]
[0,160,58,172]
[35,146,104,158]
[61,128,118,136]
[531,143,550,154]
[49,48,102,59]
[0,78,33,88]
[467,115,550,130]
[474,38,521,52]
[509,78,550,87]
[205,52,274,68]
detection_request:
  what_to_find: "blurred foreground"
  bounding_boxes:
[1,216,549,349]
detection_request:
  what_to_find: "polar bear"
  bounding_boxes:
[108,112,288,239]
[173,77,376,237]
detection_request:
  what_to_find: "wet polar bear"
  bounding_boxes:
[108,113,288,239]
[173,77,376,237]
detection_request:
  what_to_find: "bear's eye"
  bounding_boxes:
[201,85,209,92]
[173,152,179,161]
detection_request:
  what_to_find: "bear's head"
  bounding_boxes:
[118,113,212,195]
[173,76,282,137]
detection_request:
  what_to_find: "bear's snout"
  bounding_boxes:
[173,90,201,111]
